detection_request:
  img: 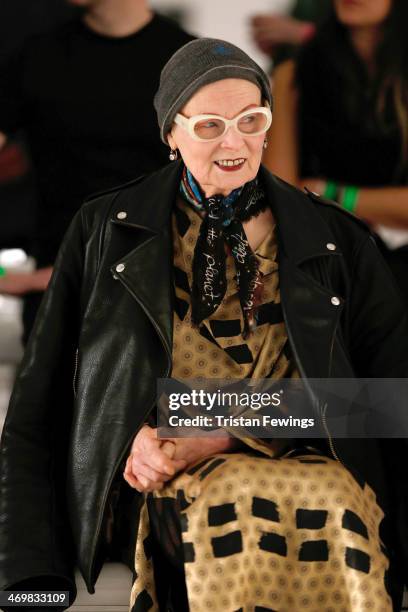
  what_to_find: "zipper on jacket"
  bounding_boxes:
[73,348,79,398]
[322,312,345,465]
[280,273,344,466]
[89,396,168,587]
[320,401,343,465]
[88,271,172,588]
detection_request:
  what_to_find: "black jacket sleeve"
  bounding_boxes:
[0,207,87,610]
[349,232,408,584]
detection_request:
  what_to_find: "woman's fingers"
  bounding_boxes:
[145,444,186,475]
[123,456,164,492]
[123,459,144,492]
[161,440,176,458]
[160,441,189,472]
[135,461,172,484]
[123,473,143,492]
[136,427,184,475]
[124,447,185,493]
[125,427,188,492]
[124,456,145,489]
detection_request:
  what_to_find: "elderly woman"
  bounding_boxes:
[0,39,407,612]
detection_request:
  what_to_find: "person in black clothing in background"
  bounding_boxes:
[0,0,75,257]
[0,0,194,342]
[264,0,408,305]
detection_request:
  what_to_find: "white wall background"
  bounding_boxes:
[150,0,294,69]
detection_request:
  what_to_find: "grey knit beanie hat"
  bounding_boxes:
[154,38,273,144]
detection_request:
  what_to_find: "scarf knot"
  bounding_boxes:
[179,165,267,338]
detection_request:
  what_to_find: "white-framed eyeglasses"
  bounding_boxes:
[173,105,272,142]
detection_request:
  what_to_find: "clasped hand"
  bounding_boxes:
[123,424,239,493]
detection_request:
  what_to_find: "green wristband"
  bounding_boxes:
[323,180,338,200]
[342,186,359,213]
[0,266,6,277]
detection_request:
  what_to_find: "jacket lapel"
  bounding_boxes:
[261,167,352,378]
[108,161,183,359]
[111,229,174,359]
[279,255,346,378]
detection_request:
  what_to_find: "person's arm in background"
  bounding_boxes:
[264,60,299,185]
[251,0,331,67]
[0,267,53,295]
[264,60,408,228]
[302,182,408,229]
[251,13,316,59]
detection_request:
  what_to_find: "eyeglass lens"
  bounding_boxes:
[193,111,268,140]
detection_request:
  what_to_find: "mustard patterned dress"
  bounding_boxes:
[128,198,392,612]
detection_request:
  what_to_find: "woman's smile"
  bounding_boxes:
[214,157,246,171]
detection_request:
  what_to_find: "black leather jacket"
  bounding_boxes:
[1,161,407,609]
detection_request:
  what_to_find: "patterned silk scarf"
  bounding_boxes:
[179,166,267,337]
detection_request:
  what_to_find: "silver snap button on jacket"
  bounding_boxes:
[116,263,126,273]
[326,243,336,251]
[331,296,340,306]
[117,211,127,220]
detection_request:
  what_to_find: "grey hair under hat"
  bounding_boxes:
[154,38,273,144]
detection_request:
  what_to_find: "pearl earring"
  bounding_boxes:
[263,139,268,149]
[169,149,178,161]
